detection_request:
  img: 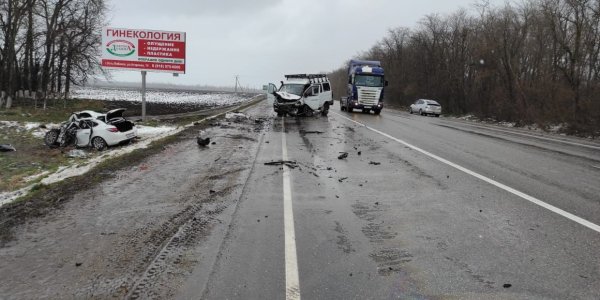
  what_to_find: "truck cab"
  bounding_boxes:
[267,74,333,117]
[341,60,387,115]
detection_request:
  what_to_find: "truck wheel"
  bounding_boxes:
[373,109,381,115]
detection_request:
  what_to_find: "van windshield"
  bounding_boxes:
[355,75,384,87]
[279,84,305,96]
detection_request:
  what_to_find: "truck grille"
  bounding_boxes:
[358,90,378,105]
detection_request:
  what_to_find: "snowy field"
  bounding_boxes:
[71,87,252,107]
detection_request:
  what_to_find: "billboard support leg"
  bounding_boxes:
[141,71,147,121]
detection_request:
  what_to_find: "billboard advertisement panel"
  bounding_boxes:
[101,27,186,74]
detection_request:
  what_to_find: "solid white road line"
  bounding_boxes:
[282,117,301,300]
[333,112,600,234]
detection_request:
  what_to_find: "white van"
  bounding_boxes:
[266,74,333,117]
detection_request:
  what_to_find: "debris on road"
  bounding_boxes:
[197,137,211,146]
[300,130,324,134]
[264,160,298,169]
[369,161,381,165]
[225,112,248,122]
[503,284,512,288]
[0,144,16,152]
[338,152,348,159]
[67,149,87,158]
[338,177,348,182]
[358,151,361,155]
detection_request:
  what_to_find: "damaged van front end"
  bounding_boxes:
[266,74,333,117]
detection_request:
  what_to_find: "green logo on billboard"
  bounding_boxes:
[106,40,135,57]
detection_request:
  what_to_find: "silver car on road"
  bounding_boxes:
[409,99,442,117]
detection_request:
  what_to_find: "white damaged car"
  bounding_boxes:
[44,108,137,151]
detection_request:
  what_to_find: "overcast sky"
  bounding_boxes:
[106,0,502,88]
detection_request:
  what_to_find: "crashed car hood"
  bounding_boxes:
[275,91,301,101]
[106,108,126,120]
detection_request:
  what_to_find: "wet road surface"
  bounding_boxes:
[1,100,599,299]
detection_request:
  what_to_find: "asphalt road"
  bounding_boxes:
[1,100,599,299]
[196,102,600,299]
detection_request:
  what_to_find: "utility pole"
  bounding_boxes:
[235,75,243,94]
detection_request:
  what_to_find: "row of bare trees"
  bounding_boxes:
[329,0,600,134]
[0,0,106,109]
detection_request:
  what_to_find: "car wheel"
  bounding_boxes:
[409,108,413,114]
[92,137,107,151]
[435,114,440,118]
[44,129,60,148]
[419,109,423,116]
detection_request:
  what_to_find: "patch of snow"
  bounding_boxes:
[0,186,34,207]
[0,121,19,128]
[498,121,516,128]
[136,125,177,138]
[225,112,248,122]
[71,87,252,107]
[24,122,41,130]
[23,171,51,183]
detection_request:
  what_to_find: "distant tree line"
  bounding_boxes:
[0,0,106,109]
[329,0,600,135]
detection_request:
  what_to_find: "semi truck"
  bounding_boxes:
[340,59,387,115]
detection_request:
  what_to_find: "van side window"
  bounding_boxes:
[312,85,320,95]
[322,83,331,91]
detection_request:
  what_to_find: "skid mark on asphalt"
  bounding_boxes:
[333,112,600,234]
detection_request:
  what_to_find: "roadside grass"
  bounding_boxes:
[0,99,105,123]
[0,128,82,193]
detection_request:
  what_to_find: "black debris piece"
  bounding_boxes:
[211,141,216,145]
[338,152,348,159]
[300,130,324,134]
[75,262,82,267]
[338,177,348,182]
[264,160,298,169]
[447,175,450,179]
[265,141,270,144]
[369,161,381,165]
[503,284,512,288]
[197,137,210,146]
[358,151,361,155]
[335,195,339,198]
[375,202,379,205]
[209,190,216,194]
[0,144,16,152]
[326,167,333,171]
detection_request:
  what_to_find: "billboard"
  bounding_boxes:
[101,27,186,74]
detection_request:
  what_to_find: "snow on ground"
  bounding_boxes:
[71,87,250,106]
[136,125,178,138]
[0,121,57,139]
